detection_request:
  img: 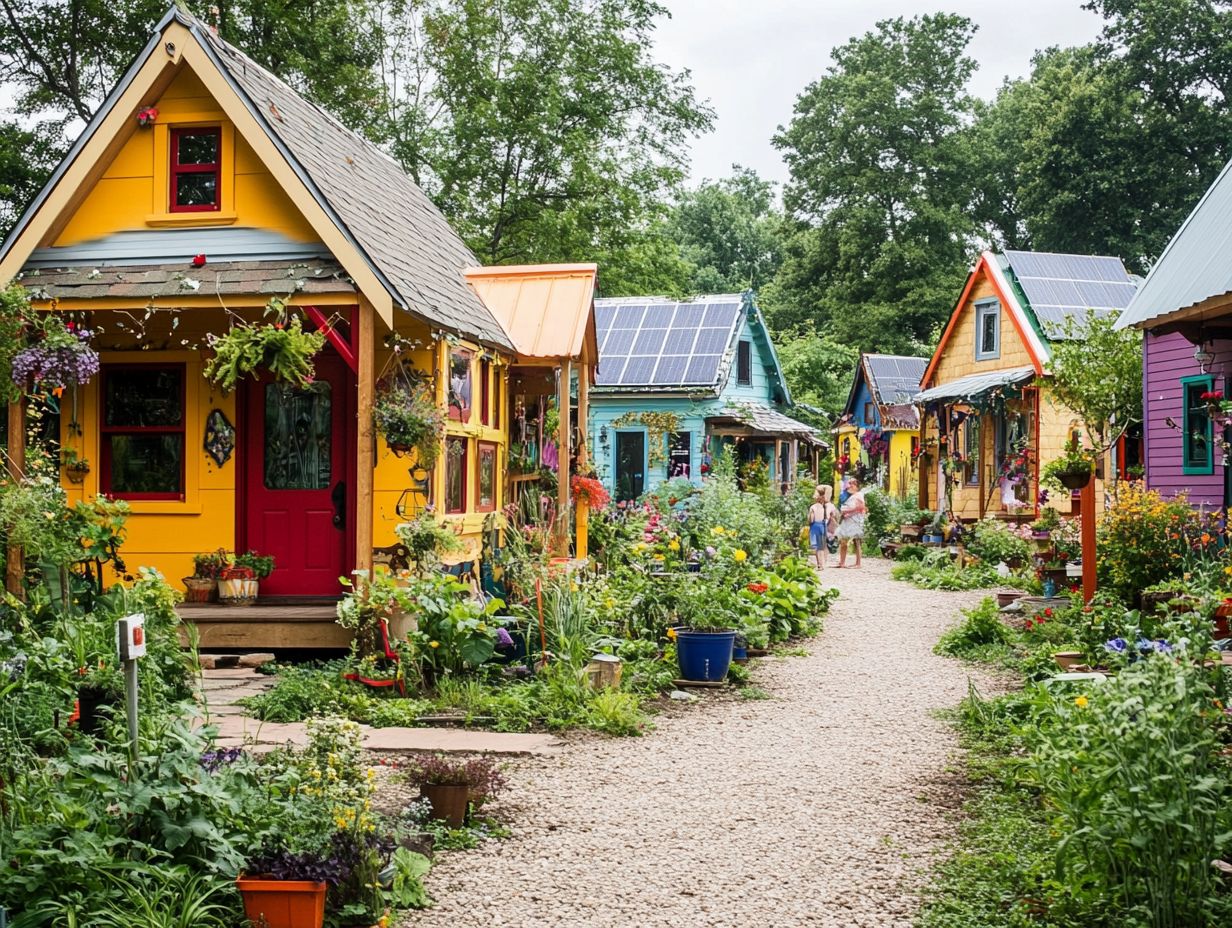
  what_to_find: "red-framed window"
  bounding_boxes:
[100,365,186,500]
[169,127,221,212]
[444,437,467,513]
[448,349,473,421]
[476,441,497,512]
[479,359,491,426]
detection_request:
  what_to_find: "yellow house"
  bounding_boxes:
[0,8,593,646]
[833,353,926,499]
[915,250,1138,521]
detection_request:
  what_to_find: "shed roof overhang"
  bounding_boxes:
[706,404,827,448]
[913,366,1037,405]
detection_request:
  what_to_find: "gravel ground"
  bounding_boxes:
[402,559,996,927]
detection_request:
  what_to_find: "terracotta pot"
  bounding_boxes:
[420,783,469,828]
[1053,651,1084,670]
[236,877,326,928]
[182,576,216,604]
[1213,604,1232,638]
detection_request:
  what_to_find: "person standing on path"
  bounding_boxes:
[807,485,839,569]
[837,477,866,567]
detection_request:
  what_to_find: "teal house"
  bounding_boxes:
[589,293,824,500]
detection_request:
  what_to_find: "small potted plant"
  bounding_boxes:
[1042,437,1094,491]
[237,843,336,928]
[184,548,228,603]
[1030,507,1060,540]
[60,448,90,484]
[218,551,274,604]
[401,755,506,828]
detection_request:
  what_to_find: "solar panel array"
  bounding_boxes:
[593,298,743,387]
[865,355,927,404]
[1003,251,1139,339]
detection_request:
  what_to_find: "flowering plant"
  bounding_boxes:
[570,474,610,510]
[400,755,506,804]
[136,106,158,126]
[374,376,444,467]
[999,438,1032,484]
[860,427,889,458]
[11,317,99,391]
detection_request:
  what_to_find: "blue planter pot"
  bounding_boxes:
[675,629,736,682]
[923,533,943,544]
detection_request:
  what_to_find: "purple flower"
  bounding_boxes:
[495,627,515,649]
[1104,638,1127,654]
[705,546,716,558]
[200,746,243,772]
[1135,637,1154,653]
[1153,639,1173,654]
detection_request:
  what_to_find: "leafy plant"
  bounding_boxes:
[191,549,229,580]
[401,755,506,802]
[203,300,326,391]
[374,373,444,467]
[1040,435,1094,492]
[394,512,462,573]
[233,550,275,579]
[967,517,1031,566]
[935,598,1013,659]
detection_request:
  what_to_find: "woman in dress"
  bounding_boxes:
[836,477,867,568]
[807,485,839,569]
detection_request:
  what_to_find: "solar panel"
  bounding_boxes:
[1003,251,1138,340]
[865,355,927,404]
[591,297,745,388]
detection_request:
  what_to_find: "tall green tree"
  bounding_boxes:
[0,0,384,233]
[768,14,981,352]
[774,329,859,421]
[376,0,712,293]
[666,166,782,294]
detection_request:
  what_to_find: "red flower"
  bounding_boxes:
[1043,608,1053,618]
[746,582,768,595]
[1201,390,1225,403]
[136,106,158,126]
[191,253,207,267]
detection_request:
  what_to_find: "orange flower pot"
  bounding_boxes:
[236,877,326,928]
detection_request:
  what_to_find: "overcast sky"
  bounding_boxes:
[655,0,1106,186]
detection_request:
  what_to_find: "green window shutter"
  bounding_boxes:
[1181,374,1215,475]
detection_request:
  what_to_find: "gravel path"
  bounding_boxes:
[405,560,995,927]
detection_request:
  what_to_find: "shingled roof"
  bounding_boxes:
[1,6,513,350]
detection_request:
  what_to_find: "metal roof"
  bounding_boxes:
[708,403,825,442]
[24,227,330,268]
[1001,251,1137,339]
[913,366,1036,404]
[464,264,597,363]
[592,294,744,388]
[1116,156,1232,329]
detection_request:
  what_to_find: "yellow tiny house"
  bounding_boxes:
[0,7,586,647]
[916,250,1138,522]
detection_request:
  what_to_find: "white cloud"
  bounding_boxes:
[656,0,1105,185]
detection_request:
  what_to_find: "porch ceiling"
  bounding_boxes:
[17,257,353,301]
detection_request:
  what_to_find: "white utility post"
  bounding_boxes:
[116,613,146,763]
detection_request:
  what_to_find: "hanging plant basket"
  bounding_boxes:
[1058,468,1092,490]
[203,300,326,392]
[373,366,443,467]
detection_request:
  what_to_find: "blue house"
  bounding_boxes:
[835,353,928,498]
[588,293,824,500]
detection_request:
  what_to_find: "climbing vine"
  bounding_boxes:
[611,411,681,467]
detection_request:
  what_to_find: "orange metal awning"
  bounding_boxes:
[464,264,599,368]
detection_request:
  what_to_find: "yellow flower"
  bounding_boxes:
[668,539,680,551]
[652,553,665,562]
[429,640,440,649]
[666,627,677,640]
[366,768,377,781]
[1074,695,1089,709]
[733,549,747,563]
[712,526,726,536]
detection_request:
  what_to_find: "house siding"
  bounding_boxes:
[1144,330,1232,506]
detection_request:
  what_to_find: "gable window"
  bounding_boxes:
[1182,375,1214,475]
[736,340,752,385]
[169,127,221,212]
[100,365,185,500]
[975,299,1000,360]
[863,401,876,425]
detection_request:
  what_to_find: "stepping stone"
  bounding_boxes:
[361,727,560,755]
[238,652,276,668]
[201,667,262,679]
[198,654,240,670]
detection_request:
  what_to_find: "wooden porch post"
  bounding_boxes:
[355,302,375,576]
[5,398,24,598]
[556,360,572,556]
[1081,477,1097,604]
[575,359,589,560]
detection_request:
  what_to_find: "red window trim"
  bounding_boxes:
[99,364,187,501]
[475,441,497,512]
[169,126,221,213]
[479,359,491,426]
[445,437,468,514]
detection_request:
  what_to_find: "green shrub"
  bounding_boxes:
[863,487,896,545]
[966,517,1031,566]
[935,598,1013,658]
[1031,654,1232,926]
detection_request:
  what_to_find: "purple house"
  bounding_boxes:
[1119,157,1232,507]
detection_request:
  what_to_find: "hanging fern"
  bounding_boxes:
[204,302,326,392]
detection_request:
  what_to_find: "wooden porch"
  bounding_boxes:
[178,602,352,650]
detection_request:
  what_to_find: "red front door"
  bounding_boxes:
[242,354,351,596]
